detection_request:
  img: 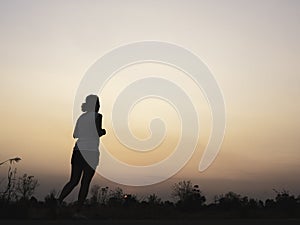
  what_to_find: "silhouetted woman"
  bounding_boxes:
[59,95,106,207]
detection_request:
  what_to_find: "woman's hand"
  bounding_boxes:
[100,128,106,137]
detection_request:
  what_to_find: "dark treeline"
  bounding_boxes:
[0,167,300,219]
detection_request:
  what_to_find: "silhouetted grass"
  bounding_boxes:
[1,164,300,220]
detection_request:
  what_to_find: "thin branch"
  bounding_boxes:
[0,157,21,166]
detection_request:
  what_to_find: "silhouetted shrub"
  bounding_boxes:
[172,180,206,211]
[15,174,39,201]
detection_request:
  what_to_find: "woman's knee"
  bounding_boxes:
[81,170,95,185]
[68,177,80,187]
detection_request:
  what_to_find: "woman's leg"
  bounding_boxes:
[77,165,95,206]
[58,163,83,203]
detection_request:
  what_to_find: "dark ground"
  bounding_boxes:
[0,219,300,225]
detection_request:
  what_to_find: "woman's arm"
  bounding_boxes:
[73,116,81,138]
[96,114,106,137]
[73,122,79,138]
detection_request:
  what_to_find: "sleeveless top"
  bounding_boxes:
[73,112,102,152]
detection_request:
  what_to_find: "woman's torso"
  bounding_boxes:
[75,112,101,152]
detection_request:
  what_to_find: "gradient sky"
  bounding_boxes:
[0,0,299,201]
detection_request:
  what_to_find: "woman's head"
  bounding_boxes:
[81,95,100,112]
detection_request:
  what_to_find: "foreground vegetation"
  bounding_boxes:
[0,159,300,219]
